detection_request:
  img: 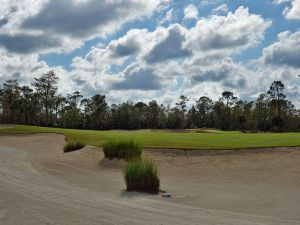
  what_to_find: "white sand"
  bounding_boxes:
[1,133,300,225]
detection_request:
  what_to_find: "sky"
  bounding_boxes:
[0,0,300,106]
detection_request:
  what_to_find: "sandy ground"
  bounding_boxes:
[1,134,300,225]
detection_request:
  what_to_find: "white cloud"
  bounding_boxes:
[21,0,160,38]
[263,31,300,68]
[182,56,251,92]
[0,52,47,84]
[185,7,271,55]
[160,8,176,25]
[283,0,300,19]
[0,0,162,54]
[253,60,300,106]
[184,4,199,20]
[71,29,149,73]
[212,4,229,14]
[110,66,163,91]
[242,30,300,106]
[134,7,270,65]
[199,0,223,8]
[274,0,291,3]
[144,24,191,63]
[3,2,299,107]
[0,50,77,95]
[69,6,272,98]
[72,5,271,82]
[274,0,300,20]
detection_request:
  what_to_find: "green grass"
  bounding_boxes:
[63,142,85,153]
[124,158,159,193]
[103,139,142,160]
[1,125,300,150]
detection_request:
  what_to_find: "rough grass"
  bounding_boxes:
[63,142,85,153]
[1,125,300,150]
[124,159,159,193]
[103,139,142,160]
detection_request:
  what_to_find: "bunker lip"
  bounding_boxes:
[0,124,14,129]
[144,146,300,156]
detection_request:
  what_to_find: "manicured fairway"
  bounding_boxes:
[1,125,300,150]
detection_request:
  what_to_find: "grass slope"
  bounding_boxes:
[1,125,300,150]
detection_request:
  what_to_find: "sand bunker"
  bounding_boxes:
[1,133,300,224]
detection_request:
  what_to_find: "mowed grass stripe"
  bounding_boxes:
[1,125,300,150]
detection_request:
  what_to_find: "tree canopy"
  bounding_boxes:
[0,71,299,132]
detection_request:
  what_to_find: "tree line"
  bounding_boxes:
[0,70,299,132]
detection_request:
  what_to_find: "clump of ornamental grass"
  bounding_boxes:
[102,139,142,160]
[63,142,86,153]
[123,158,160,194]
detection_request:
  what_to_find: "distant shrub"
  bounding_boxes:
[124,158,160,194]
[103,139,142,160]
[272,116,285,132]
[64,142,85,153]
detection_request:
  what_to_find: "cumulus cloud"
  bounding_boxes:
[0,0,161,54]
[0,18,8,27]
[212,4,229,14]
[0,51,51,87]
[263,31,300,68]
[71,29,149,74]
[283,0,300,19]
[0,33,61,54]
[185,7,271,54]
[144,24,191,63]
[274,0,300,20]
[250,58,300,104]
[70,6,271,94]
[160,8,176,25]
[183,57,248,90]
[274,0,291,3]
[107,29,147,58]
[0,51,87,97]
[184,4,199,20]
[111,66,163,91]
[141,7,270,65]
[2,2,298,106]
[198,0,223,8]
[22,0,160,38]
[192,62,232,82]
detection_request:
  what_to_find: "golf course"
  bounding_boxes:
[1,127,300,224]
[1,125,300,150]
[1,0,300,224]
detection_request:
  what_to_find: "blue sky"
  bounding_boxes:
[0,0,300,105]
[40,0,300,69]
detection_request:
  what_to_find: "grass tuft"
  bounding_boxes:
[63,142,85,153]
[103,139,142,160]
[123,158,160,193]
